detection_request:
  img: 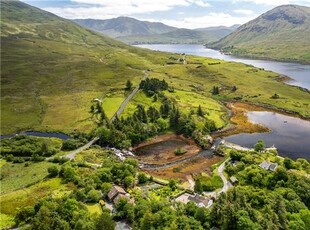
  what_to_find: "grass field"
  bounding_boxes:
[75,147,119,165]
[85,203,102,214]
[0,178,73,216]
[0,161,59,194]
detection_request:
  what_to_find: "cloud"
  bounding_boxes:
[233,9,254,15]
[233,0,292,5]
[142,12,258,29]
[43,0,208,19]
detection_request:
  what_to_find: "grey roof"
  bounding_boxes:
[269,163,278,171]
[259,161,271,170]
[230,176,238,183]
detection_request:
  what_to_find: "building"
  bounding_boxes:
[107,185,134,204]
[175,193,212,208]
[107,185,127,202]
[259,161,278,171]
[229,176,238,185]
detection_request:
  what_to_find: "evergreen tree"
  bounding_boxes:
[125,80,133,90]
[197,105,204,117]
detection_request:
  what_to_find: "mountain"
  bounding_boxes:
[73,17,176,38]
[73,18,238,44]
[208,5,310,63]
[0,0,168,134]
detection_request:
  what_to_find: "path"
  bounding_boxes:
[217,157,231,194]
[111,70,148,122]
[64,137,99,159]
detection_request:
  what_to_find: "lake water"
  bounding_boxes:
[137,44,310,90]
[224,111,310,161]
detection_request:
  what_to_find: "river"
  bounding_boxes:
[136,44,310,90]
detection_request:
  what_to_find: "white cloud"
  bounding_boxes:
[142,12,258,29]
[233,0,305,6]
[43,0,205,19]
[233,9,254,15]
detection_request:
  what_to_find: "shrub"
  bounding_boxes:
[48,166,59,177]
[174,148,187,156]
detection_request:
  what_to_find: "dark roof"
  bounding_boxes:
[107,185,127,201]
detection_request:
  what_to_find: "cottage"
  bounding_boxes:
[107,185,127,202]
[269,163,278,172]
[259,161,278,171]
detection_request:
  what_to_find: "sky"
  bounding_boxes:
[22,0,310,29]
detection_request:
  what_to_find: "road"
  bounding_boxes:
[64,137,99,159]
[111,70,148,122]
[217,157,231,194]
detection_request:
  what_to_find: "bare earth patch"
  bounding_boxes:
[134,134,201,165]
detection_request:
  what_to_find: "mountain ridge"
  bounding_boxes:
[73,17,238,44]
[207,4,310,64]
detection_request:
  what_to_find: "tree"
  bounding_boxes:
[197,105,204,117]
[212,86,219,95]
[47,166,59,177]
[169,179,177,191]
[87,189,102,202]
[254,139,265,152]
[138,173,148,184]
[126,80,133,91]
[95,212,115,230]
[124,176,135,188]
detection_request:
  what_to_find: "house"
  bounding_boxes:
[229,176,238,185]
[107,185,127,202]
[259,161,278,171]
[107,185,134,204]
[175,193,212,208]
[269,163,278,172]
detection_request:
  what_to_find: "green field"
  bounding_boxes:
[0,161,59,194]
[0,177,72,216]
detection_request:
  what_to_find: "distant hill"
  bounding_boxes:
[73,18,238,44]
[73,17,176,38]
[208,5,310,63]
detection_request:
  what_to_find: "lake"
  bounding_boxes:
[224,111,310,161]
[137,44,310,90]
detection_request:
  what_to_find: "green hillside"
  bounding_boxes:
[208,5,310,64]
[1,0,309,136]
[0,0,170,134]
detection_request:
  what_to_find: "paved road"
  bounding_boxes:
[217,157,231,194]
[111,70,148,122]
[65,137,99,159]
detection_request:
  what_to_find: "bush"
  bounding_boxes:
[48,166,59,177]
[174,148,187,156]
[138,173,148,184]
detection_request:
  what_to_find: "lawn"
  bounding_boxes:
[0,161,59,194]
[85,203,102,214]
